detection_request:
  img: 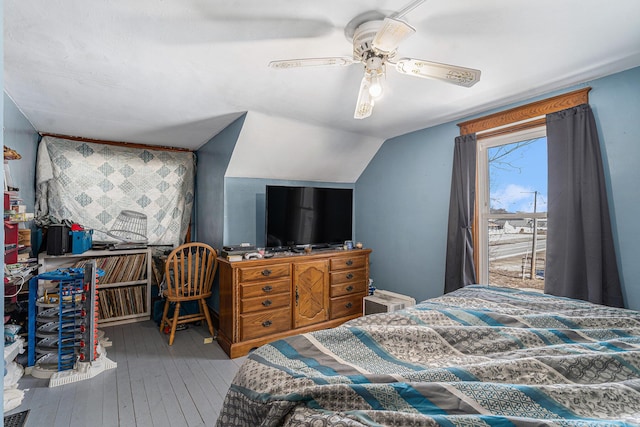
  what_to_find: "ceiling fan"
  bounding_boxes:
[268,0,481,119]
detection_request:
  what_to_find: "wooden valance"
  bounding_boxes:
[40,132,192,152]
[457,87,591,138]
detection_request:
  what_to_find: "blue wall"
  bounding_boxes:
[356,66,640,310]
[355,123,457,303]
[195,114,245,250]
[589,67,640,310]
[3,94,39,212]
[195,115,245,312]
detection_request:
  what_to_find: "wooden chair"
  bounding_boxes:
[160,242,218,345]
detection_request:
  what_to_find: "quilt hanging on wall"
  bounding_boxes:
[35,136,196,246]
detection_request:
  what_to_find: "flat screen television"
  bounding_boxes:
[265,185,353,250]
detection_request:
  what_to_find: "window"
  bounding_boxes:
[477,127,547,287]
[456,87,590,288]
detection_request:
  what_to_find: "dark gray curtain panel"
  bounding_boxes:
[444,133,477,293]
[545,104,624,307]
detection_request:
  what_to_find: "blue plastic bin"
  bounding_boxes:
[70,229,93,254]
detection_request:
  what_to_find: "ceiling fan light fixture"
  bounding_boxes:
[368,71,384,98]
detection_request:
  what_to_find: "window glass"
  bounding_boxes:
[477,128,547,290]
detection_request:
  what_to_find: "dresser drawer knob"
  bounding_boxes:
[345,302,353,309]
[346,273,354,280]
[262,269,272,276]
[262,320,272,328]
[346,260,353,266]
[346,285,354,292]
[262,299,272,307]
[262,285,273,292]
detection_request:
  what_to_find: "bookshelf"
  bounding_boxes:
[38,247,152,326]
[5,146,37,308]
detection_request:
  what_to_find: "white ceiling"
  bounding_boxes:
[5,1,640,180]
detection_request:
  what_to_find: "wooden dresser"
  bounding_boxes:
[218,248,371,358]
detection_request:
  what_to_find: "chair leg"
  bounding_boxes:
[168,302,181,345]
[201,299,215,337]
[160,299,171,333]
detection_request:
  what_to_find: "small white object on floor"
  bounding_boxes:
[3,387,25,411]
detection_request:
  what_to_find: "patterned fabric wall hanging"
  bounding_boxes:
[36,136,196,246]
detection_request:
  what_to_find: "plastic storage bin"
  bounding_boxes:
[71,229,93,254]
[5,221,19,264]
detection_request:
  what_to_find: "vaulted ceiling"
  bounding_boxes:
[5,1,640,182]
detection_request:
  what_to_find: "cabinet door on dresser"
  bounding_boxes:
[293,259,330,328]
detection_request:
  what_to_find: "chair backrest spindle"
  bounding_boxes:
[165,242,218,299]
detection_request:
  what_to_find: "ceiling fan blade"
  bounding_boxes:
[269,57,357,69]
[354,74,375,119]
[372,17,416,53]
[393,58,481,87]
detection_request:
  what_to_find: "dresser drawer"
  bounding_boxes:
[330,255,366,271]
[240,307,291,341]
[240,292,291,314]
[239,263,290,282]
[330,294,363,320]
[330,268,367,286]
[240,278,290,299]
[330,279,366,298]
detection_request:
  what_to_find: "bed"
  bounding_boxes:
[216,285,640,426]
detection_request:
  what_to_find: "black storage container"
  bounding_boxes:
[46,224,71,255]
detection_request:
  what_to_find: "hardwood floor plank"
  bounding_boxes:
[125,322,153,427]
[52,382,77,427]
[114,359,137,426]
[143,325,190,427]
[137,322,180,427]
[182,328,234,400]
[20,377,64,427]
[178,341,226,419]
[101,368,120,427]
[68,373,101,427]
[9,320,243,427]
[167,335,219,424]
[154,332,206,426]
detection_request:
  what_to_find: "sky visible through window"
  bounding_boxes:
[488,137,548,214]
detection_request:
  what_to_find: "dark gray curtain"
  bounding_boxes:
[545,104,624,307]
[444,134,477,293]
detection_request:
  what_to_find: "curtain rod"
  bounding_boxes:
[457,87,591,136]
[39,132,192,153]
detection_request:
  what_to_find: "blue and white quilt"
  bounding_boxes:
[217,285,640,426]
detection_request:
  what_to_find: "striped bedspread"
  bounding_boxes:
[216,285,640,426]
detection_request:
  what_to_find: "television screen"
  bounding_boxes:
[265,185,353,249]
